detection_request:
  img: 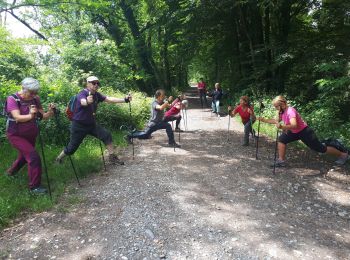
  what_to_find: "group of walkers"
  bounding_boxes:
[3,76,185,194]
[3,76,349,195]
[197,78,349,167]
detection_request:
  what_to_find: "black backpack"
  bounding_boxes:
[1,94,21,119]
[321,138,350,153]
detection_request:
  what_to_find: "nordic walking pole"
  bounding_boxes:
[35,115,52,199]
[171,121,176,152]
[227,100,232,141]
[128,94,135,160]
[68,156,80,185]
[99,141,107,171]
[255,101,265,160]
[273,129,279,175]
[53,108,80,185]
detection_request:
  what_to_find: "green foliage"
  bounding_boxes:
[0,27,33,81]
[0,134,119,228]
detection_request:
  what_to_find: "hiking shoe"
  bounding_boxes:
[55,156,64,165]
[335,153,349,165]
[169,142,181,148]
[30,186,48,195]
[108,154,125,165]
[124,135,133,144]
[175,128,184,132]
[270,159,287,168]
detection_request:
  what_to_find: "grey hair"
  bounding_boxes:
[21,77,40,92]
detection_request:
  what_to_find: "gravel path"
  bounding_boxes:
[0,88,349,260]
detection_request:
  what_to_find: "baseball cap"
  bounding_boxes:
[86,76,99,82]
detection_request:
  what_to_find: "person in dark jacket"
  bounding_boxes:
[209,83,223,117]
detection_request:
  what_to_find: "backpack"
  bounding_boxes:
[1,94,21,119]
[65,95,78,121]
[321,138,350,153]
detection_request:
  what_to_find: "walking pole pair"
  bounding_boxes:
[34,113,52,199]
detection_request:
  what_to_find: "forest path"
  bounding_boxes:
[0,86,349,260]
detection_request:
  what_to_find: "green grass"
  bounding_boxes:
[0,131,127,229]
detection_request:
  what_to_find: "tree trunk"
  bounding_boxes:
[119,0,160,95]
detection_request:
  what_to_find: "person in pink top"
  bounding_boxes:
[163,94,185,132]
[228,96,256,146]
[258,95,349,167]
[197,78,208,108]
[5,78,56,194]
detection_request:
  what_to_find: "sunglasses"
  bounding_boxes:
[89,81,100,86]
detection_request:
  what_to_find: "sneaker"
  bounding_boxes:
[30,186,48,195]
[108,154,125,165]
[335,153,349,165]
[55,156,64,165]
[175,128,184,132]
[168,142,181,148]
[270,159,287,168]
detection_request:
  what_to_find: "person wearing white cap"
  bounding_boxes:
[5,77,56,194]
[55,76,131,165]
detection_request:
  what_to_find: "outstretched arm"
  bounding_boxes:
[105,95,131,104]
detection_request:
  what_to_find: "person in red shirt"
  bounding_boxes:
[228,96,256,146]
[197,78,208,108]
[163,94,185,132]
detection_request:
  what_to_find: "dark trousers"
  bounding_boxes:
[164,115,182,129]
[243,119,255,145]
[64,121,112,155]
[130,121,175,144]
[199,89,208,108]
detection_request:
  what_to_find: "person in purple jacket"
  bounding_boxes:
[55,76,131,165]
[5,77,56,194]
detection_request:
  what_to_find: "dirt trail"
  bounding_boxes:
[0,87,349,260]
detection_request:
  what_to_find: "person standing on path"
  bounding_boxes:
[127,89,181,147]
[257,95,349,166]
[163,94,185,132]
[197,78,208,108]
[55,76,131,165]
[208,83,223,117]
[228,96,256,146]
[5,77,56,194]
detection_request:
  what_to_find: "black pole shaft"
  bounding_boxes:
[128,102,134,159]
[68,156,80,185]
[227,113,231,141]
[99,141,107,171]
[273,129,279,175]
[37,122,52,199]
[255,102,263,160]
[54,112,80,184]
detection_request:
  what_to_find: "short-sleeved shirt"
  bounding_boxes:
[197,82,206,90]
[148,100,164,127]
[165,99,181,117]
[280,107,307,134]
[73,89,106,125]
[6,92,42,134]
[233,104,254,124]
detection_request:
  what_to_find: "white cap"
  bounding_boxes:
[86,76,99,82]
[182,99,189,108]
[21,77,40,91]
